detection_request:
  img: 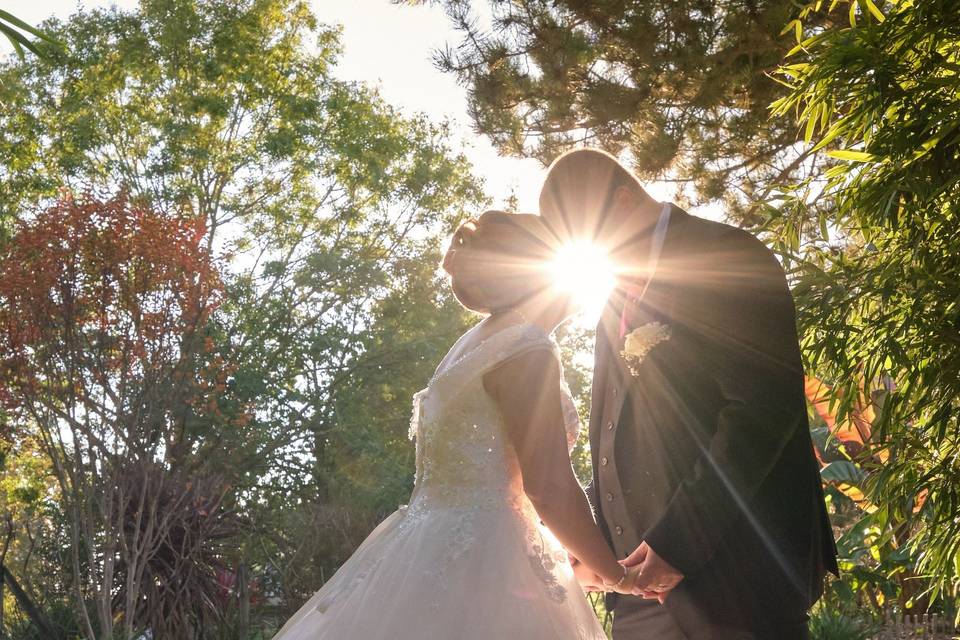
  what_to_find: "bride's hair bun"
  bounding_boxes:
[443,210,556,314]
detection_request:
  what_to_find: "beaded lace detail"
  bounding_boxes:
[315,323,584,615]
[409,323,579,495]
[404,323,581,601]
[294,322,600,638]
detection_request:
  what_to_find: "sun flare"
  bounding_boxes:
[549,241,617,325]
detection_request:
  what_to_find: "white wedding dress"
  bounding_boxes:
[273,322,608,640]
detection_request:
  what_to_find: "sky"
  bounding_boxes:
[1,0,722,219]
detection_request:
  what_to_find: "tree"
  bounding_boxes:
[771,0,960,615]
[0,430,65,639]
[0,0,486,633]
[414,0,822,220]
[0,191,234,639]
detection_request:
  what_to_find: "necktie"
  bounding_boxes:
[617,202,670,339]
[618,281,646,339]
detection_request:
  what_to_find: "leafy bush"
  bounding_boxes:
[809,606,876,640]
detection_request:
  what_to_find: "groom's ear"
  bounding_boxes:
[612,185,634,209]
[612,184,657,218]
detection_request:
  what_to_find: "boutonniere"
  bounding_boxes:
[620,321,671,376]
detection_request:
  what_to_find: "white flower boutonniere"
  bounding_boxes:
[620,322,671,376]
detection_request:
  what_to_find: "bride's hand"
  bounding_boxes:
[571,557,606,592]
[605,564,643,595]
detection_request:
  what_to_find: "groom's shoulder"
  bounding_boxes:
[682,212,774,261]
[680,212,785,286]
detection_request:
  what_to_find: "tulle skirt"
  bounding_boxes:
[272,494,607,640]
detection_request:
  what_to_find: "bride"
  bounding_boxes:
[273,211,642,639]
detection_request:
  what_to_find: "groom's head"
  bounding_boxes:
[539,148,658,252]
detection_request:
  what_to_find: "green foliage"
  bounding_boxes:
[0,10,63,60]
[826,503,914,612]
[0,0,487,636]
[808,604,876,640]
[425,0,960,622]
[0,428,74,638]
[769,0,960,614]
[554,322,596,485]
[415,0,824,220]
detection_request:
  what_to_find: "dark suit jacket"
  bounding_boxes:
[588,205,838,636]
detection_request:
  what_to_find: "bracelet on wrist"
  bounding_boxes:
[602,565,628,589]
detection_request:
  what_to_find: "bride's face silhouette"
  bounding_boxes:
[443,211,563,315]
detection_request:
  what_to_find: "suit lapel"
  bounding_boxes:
[588,320,609,444]
[593,204,691,432]
[595,294,630,433]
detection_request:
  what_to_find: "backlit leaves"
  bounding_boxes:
[771,0,960,612]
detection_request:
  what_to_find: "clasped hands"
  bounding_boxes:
[570,541,683,604]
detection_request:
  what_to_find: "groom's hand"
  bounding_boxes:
[620,541,683,604]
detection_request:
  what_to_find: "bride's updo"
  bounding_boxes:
[442,211,557,314]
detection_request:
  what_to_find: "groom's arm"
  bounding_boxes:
[642,232,806,577]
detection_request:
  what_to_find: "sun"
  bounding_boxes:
[549,240,617,325]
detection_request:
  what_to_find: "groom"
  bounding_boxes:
[540,149,838,640]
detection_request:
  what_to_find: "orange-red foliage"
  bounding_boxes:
[805,374,926,513]
[805,374,876,460]
[0,191,228,423]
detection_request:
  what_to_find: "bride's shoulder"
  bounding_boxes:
[491,322,556,357]
[461,319,553,353]
[481,332,565,412]
[483,324,560,380]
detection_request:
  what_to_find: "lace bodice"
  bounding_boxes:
[407,323,581,511]
[295,322,601,630]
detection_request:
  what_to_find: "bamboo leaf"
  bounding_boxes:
[0,10,58,42]
[862,0,886,22]
[811,125,844,152]
[780,19,800,38]
[827,149,877,162]
[804,106,819,143]
[0,22,31,59]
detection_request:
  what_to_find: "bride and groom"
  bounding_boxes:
[273,149,839,640]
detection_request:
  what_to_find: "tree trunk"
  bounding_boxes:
[238,562,250,639]
[2,567,64,640]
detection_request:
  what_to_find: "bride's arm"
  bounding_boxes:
[484,348,631,590]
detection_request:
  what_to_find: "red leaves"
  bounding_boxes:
[0,190,226,416]
[804,374,926,514]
